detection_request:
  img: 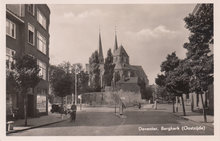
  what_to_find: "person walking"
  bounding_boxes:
[138,103,141,110]
[70,104,77,122]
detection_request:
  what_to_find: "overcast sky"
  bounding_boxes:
[48,4,196,85]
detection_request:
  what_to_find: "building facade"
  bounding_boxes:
[6,4,50,118]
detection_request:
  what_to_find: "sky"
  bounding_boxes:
[48,4,196,85]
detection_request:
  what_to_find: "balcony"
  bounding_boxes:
[6,4,25,17]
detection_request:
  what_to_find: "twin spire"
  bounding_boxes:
[114,26,118,53]
[98,26,119,63]
[98,27,104,64]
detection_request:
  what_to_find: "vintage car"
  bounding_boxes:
[50,104,71,114]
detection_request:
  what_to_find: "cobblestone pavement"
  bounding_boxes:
[9,106,214,136]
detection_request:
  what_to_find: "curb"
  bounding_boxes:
[170,113,214,129]
[6,118,69,135]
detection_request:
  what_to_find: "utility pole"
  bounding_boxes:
[72,93,74,104]
[75,65,77,105]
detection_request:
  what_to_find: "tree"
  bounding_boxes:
[161,52,180,73]
[6,71,18,96]
[6,71,19,121]
[77,70,89,94]
[89,51,101,91]
[156,52,180,113]
[156,86,168,101]
[103,49,115,86]
[184,4,213,122]
[165,59,191,116]
[14,55,41,126]
[49,64,74,107]
[155,74,166,87]
[138,78,152,100]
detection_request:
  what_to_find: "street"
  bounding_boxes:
[9,106,214,136]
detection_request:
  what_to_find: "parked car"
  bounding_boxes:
[50,104,60,113]
[50,104,70,114]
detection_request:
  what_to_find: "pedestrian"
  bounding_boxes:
[138,103,141,109]
[70,104,77,122]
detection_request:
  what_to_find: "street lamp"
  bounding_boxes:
[74,64,80,105]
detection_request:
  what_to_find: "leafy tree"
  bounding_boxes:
[114,71,121,83]
[184,4,213,122]
[77,70,89,94]
[156,52,180,113]
[161,52,180,73]
[6,71,18,96]
[155,74,166,87]
[165,59,191,116]
[155,86,168,101]
[89,51,101,91]
[104,49,115,86]
[6,71,19,120]
[49,64,74,107]
[138,78,152,100]
[14,55,41,126]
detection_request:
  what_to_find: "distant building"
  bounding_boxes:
[88,29,149,97]
[6,4,50,118]
[112,32,149,93]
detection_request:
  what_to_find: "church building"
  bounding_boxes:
[112,32,149,93]
[95,29,149,95]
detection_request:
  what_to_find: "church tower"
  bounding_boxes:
[112,29,130,81]
[114,26,118,53]
[98,28,104,88]
[98,30,104,64]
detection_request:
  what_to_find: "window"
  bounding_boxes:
[37,89,47,112]
[37,10,46,29]
[6,19,16,39]
[27,4,34,15]
[6,48,16,70]
[28,24,35,45]
[37,32,46,54]
[37,60,47,80]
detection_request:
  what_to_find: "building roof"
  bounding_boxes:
[115,63,130,70]
[129,65,149,85]
[114,45,129,57]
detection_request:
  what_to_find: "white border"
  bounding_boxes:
[1,0,219,141]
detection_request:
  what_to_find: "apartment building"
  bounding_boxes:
[6,4,50,118]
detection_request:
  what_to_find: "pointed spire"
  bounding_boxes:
[98,26,104,63]
[114,26,118,53]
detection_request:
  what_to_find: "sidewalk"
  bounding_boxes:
[157,104,214,128]
[6,113,69,135]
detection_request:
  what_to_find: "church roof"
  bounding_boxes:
[115,63,130,70]
[114,45,129,57]
[129,65,149,85]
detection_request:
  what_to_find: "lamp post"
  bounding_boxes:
[75,65,78,105]
[113,74,116,114]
